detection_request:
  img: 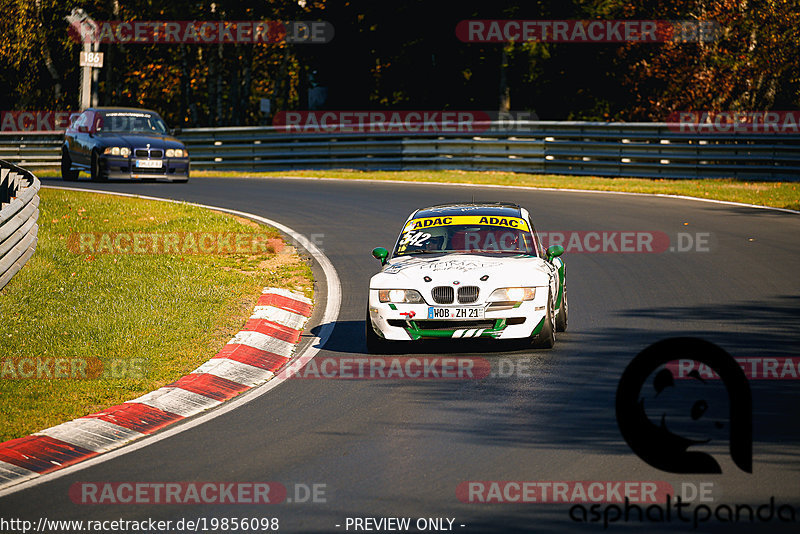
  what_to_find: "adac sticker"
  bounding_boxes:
[403,215,530,232]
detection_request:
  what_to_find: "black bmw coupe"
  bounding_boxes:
[61,107,189,182]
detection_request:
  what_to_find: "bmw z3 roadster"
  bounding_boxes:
[366,202,566,352]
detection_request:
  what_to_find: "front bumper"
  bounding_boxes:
[99,156,190,181]
[367,289,548,341]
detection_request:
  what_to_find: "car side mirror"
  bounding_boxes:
[372,247,389,265]
[546,245,564,262]
[171,127,181,136]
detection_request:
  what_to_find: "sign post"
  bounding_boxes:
[66,9,101,110]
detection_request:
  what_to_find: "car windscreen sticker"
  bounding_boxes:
[403,215,530,232]
[104,112,153,118]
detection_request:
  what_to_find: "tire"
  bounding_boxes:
[555,283,568,332]
[531,290,556,349]
[90,150,106,182]
[365,308,393,354]
[60,149,79,181]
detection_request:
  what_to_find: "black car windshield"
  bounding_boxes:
[96,112,169,134]
[393,215,537,257]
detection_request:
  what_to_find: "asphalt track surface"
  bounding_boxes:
[1,176,799,533]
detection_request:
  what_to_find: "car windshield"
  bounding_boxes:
[96,112,169,134]
[393,215,538,257]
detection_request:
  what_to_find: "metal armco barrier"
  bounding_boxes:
[0,133,62,168]
[1,121,798,180]
[0,159,40,290]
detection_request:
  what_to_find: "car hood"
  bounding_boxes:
[370,253,551,289]
[95,133,185,148]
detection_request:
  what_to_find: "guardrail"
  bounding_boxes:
[0,132,62,168]
[0,159,40,290]
[2,122,798,180]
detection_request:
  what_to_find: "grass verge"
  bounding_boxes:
[0,188,313,442]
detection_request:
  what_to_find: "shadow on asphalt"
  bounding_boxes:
[307,295,800,462]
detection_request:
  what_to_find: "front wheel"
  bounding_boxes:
[90,151,106,182]
[555,283,568,332]
[60,149,79,181]
[531,290,556,349]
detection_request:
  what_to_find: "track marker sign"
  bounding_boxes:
[79,51,104,68]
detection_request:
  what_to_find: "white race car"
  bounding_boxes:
[366,202,567,353]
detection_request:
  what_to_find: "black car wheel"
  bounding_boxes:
[531,289,556,349]
[555,283,568,332]
[60,148,79,181]
[90,150,106,182]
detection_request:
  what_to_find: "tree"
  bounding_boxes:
[609,0,800,119]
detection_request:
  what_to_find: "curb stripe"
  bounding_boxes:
[251,305,308,330]
[242,318,303,343]
[83,403,183,435]
[262,287,313,305]
[193,358,276,388]
[132,387,223,418]
[168,373,251,402]
[229,330,296,359]
[37,419,144,453]
[213,344,289,371]
[0,461,37,483]
[0,436,97,474]
[256,293,313,317]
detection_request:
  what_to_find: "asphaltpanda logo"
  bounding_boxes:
[616,337,752,474]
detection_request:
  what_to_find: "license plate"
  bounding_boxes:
[428,307,484,320]
[135,159,163,169]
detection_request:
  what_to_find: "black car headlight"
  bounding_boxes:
[103,146,131,157]
[378,289,425,304]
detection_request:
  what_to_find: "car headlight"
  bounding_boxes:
[378,289,425,304]
[166,149,186,158]
[487,287,536,303]
[103,146,130,157]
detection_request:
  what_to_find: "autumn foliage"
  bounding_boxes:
[0,0,797,125]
